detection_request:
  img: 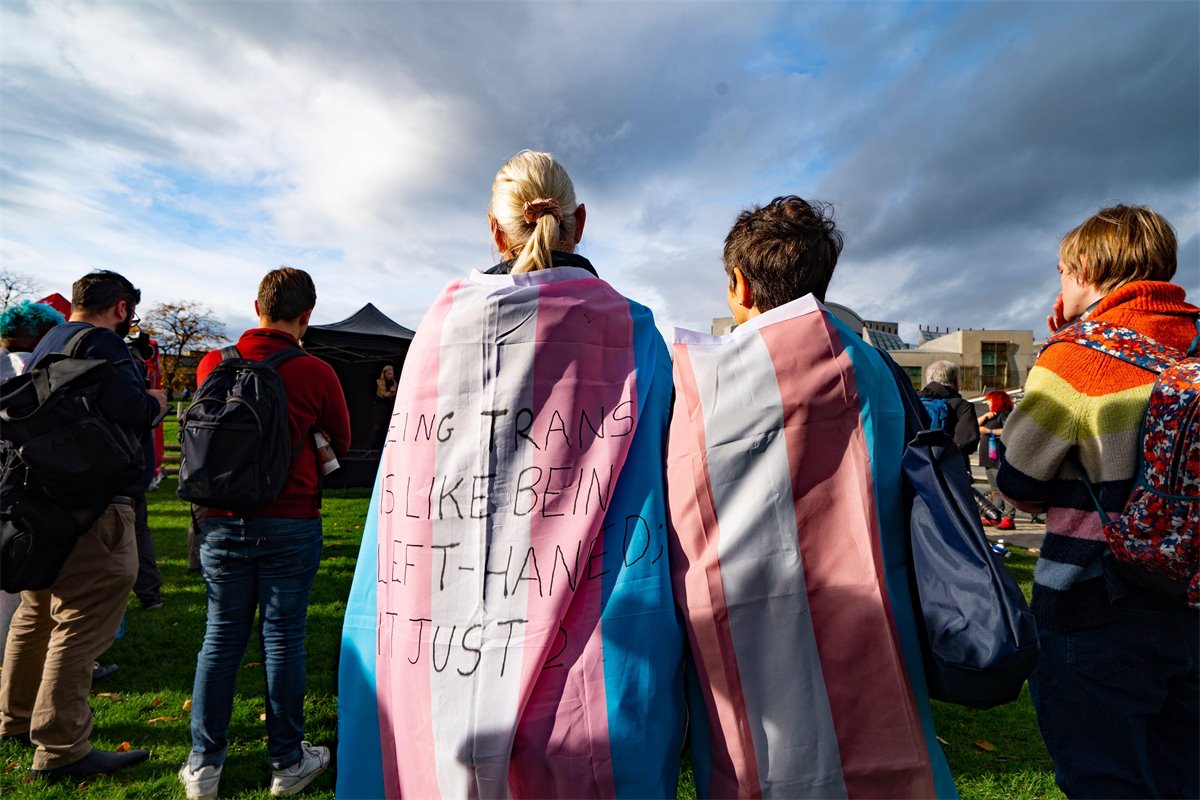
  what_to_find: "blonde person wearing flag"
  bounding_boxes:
[338,151,685,798]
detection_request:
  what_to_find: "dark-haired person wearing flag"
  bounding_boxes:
[668,197,955,798]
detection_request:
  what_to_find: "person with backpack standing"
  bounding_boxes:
[0,271,166,781]
[998,204,1199,799]
[918,360,980,473]
[179,267,349,800]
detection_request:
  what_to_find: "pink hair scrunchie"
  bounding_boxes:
[522,197,564,225]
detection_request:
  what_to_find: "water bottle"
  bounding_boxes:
[988,433,999,461]
[991,538,1011,558]
[314,431,340,475]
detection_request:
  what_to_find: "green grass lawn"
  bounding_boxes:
[0,425,1063,798]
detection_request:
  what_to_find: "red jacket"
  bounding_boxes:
[197,328,351,518]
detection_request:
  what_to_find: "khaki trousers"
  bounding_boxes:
[0,503,137,769]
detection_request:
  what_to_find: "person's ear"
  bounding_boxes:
[489,215,508,256]
[733,267,754,309]
[254,299,261,318]
[298,309,312,327]
[726,266,755,324]
[572,203,586,245]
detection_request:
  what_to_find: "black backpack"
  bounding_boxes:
[0,455,93,592]
[0,326,145,591]
[0,327,145,508]
[177,345,305,512]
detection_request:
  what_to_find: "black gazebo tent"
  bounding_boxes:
[303,303,415,487]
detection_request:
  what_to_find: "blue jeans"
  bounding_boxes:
[1030,603,1199,799]
[190,517,323,771]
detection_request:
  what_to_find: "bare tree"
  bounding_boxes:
[0,268,42,311]
[144,301,228,392]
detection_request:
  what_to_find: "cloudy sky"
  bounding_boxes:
[2,0,1197,343]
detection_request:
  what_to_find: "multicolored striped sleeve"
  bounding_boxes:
[996,362,1079,506]
[998,342,1156,627]
[999,351,1151,511]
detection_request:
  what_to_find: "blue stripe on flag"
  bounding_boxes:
[599,300,686,798]
[337,468,386,799]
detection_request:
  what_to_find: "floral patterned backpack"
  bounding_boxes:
[1044,318,1200,608]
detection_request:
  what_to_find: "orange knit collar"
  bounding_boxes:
[1091,281,1197,318]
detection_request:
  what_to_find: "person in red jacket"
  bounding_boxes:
[180,267,349,800]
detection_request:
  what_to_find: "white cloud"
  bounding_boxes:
[1,0,1196,345]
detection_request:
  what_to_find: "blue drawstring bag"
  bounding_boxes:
[877,350,1039,709]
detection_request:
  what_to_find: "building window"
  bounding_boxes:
[904,366,923,390]
[981,342,1009,389]
[960,365,980,393]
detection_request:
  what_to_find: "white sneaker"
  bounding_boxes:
[269,742,329,796]
[179,762,222,800]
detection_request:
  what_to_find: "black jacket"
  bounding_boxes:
[485,251,599,276]
[978,408,1011,469]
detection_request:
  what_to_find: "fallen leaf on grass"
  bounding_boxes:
[1026,547,1040,554]
[151,698,163,707]
[183,699,193,712]
[259,713,268,721]
[244,662,262,669]
[6,760,19,771]
[973,739,996,752]
[936,736,949,746]
[115,742,132,752]
[95,693,120,701]
[147,716,181,724]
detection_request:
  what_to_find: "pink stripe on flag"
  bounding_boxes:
[377,280,461,798]
[508,279,632,797]
[758,320,935,798]
[668,345,762,799]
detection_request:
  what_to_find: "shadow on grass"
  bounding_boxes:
[0,482,1061,800]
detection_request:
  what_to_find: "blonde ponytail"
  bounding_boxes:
[489,151,578,273]
[512,212,562,274]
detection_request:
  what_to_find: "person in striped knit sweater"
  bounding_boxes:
[998,204,1199,799]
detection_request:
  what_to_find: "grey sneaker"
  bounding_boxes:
[269,743,329,796]
[178,763,222,800]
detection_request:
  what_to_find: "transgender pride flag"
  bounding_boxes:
[668,296,957,799]
[338,266,685,798]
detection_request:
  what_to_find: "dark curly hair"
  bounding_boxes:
[723,195,844,311]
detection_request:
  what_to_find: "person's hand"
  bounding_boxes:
[149,388,168,414]
[1046,292,1068,334]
